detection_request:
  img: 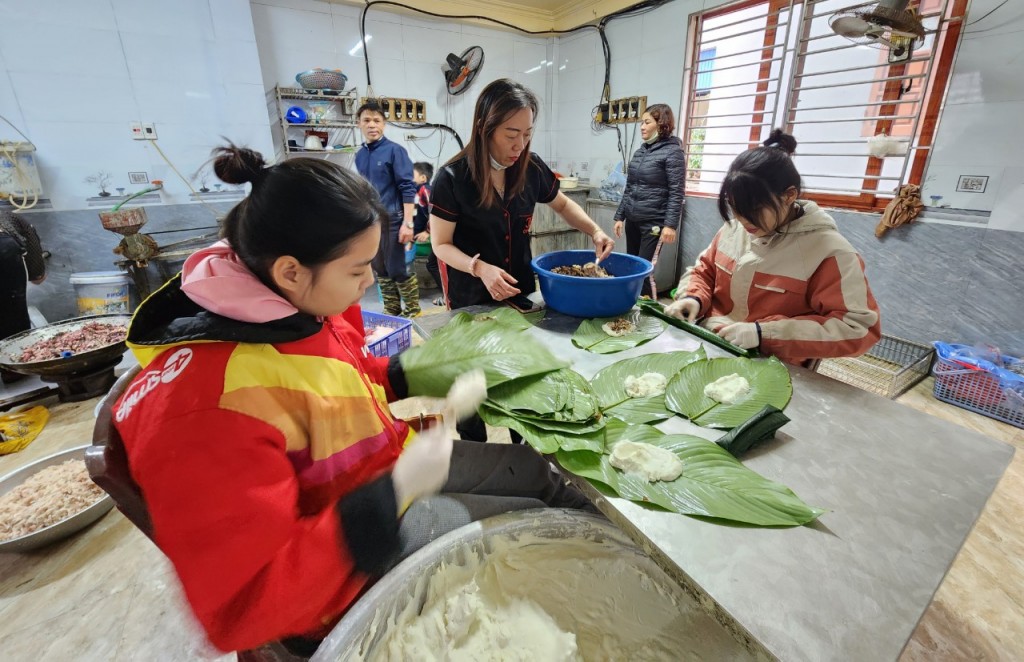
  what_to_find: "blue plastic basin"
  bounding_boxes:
[531,250,653,318]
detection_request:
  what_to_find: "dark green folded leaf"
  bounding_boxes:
[715,405,790,457]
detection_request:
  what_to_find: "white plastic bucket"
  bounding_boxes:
[69,271,131,315]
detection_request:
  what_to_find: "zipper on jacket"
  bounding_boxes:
[325,319,397,428]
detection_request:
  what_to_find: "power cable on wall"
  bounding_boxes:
[358,0,673,167]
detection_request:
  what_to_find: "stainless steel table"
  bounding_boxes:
[413,308,1014,662]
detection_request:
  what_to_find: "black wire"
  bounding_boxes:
[359,0,671,165]
[390,122,464,150]
[965,0,1009,26]
[360,0,600,89]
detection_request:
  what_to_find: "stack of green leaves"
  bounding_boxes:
[399,312,563,398]
[480,368,605,453]
[557,420,823,526]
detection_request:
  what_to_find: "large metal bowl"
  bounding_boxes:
[0,445,114,553]
[0,314,131,378]
[313,509,755,661]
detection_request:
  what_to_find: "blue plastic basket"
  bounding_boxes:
[931,342,1024,429]
[531,250,652,318]
[362,311,412,358]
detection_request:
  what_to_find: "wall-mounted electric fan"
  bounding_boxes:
[829,0,927,63]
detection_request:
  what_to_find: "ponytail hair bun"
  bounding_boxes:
[213,144,267,185]
[762,128,797,156]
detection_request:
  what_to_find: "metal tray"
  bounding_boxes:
[0,314,131,378]
[0,444,114,553]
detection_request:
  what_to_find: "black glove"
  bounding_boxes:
[387,353,409,399]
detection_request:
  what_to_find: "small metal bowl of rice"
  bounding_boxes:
[0,445,113,553]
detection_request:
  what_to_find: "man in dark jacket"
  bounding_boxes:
[614,104,687,297]
[355,101,421,317]
[0,209,46,383]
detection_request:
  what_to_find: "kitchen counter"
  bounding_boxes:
[415,307,1015,661]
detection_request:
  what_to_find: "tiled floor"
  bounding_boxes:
[0,362,1020,659]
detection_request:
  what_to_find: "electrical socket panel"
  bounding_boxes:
[360,97,427,123]
[130,122,158,140]
[598,96,647,125]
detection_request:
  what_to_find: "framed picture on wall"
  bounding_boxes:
[956,175,988,193]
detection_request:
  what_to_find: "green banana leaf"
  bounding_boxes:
[479,403,605,454]
[488,368,599,421]
[591,348,707,424]
[636,299,758,358]
[571,309,666,354]
[470,307,544,330]
[400,320,566,397]
[665,357,793,429]
[556,420,823,526]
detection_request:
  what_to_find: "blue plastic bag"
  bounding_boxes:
[598,162,627,202]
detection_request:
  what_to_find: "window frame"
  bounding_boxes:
[681,0,968,212]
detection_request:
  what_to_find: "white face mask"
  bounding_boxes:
[489,155,509,171]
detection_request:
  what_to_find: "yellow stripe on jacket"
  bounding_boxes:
[219,344,394,461]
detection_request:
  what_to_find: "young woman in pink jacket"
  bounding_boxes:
[666,129,881,366]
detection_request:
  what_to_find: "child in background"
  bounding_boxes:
[412,162,444,306]
[666,129,881,367]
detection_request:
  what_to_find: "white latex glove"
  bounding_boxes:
[665,296,701,322]
[392,424,453,515]
[718,322,761,350]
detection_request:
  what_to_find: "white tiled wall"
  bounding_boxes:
[924,0,1024,227]
[250,0,555,171]
[3,0,1018,225]
[0,0,274,211]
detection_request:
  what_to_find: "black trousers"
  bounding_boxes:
[0,235,29,341]
[372,212,412,282]
[624,219,663,297]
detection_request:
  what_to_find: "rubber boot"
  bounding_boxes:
[397,275,421,318]
[378,277,402,316]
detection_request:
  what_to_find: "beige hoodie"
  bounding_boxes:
[677,201,881,364]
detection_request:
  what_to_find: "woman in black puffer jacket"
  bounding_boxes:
[613,104,686,297]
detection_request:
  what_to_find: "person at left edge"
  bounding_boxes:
[0,209,46,385]
[430,78,614,311]
[356,100,421,318]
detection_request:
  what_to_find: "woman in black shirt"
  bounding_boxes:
[430,78,614,310]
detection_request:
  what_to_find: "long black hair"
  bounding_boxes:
[213,144,387,286]
[449,78,539,209]
[718,128,801,231]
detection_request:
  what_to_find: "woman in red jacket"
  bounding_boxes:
[114,145,589,656]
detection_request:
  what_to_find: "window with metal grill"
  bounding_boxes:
[682,0,966,211]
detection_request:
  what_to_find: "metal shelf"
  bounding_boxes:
[283,121,357,129]
[278,86,358,101]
